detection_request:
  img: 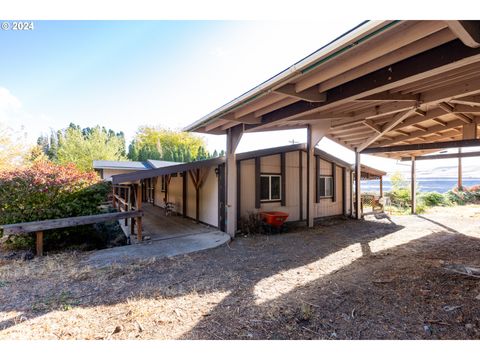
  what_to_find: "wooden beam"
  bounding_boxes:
[295,21,448,92]
[376,117,477,147]
[1,211,144,235]
[254,97,298,118]
[362,119,382,133]
[234,93,285,118]
[401,150,480,161]
[450,95,480,106]
[446,21,480,48]
[205,119,230,132]
[357,109,415,152]
[362,138,480,154]
[357,91,419,101]
[451,104,480,113]
[438,102,473,124]
[391,108,447,131]
[246,40,480,133]
[274,84,326,102]
[318,28,456,92]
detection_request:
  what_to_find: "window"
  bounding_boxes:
[260,174,281,201]
[319,176,333,197]
[161,176,166,192]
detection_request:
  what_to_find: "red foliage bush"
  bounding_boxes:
[0,161,111,249]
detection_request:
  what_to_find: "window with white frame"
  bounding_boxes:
[260,174,281,201]
[319,176,333,197]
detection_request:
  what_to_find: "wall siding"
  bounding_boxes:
[240,150,307,222]
[314,162,344,218]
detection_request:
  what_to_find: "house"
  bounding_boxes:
[108,144,385,234]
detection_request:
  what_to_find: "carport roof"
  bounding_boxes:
[184,20,480,159]
[111,143,386,184]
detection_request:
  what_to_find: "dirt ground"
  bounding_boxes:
[1,205,480,340]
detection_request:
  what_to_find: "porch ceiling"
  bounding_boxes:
[184,20,480,159]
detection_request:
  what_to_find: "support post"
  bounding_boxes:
[355,150,362,219]
[196,169,200,223]
[225,125,243,237]
[350,170,354,217]
[112,186,116,209]
[380,176,383,197]
[411,156,416,214]
[306,122,329,227]
[182,171,187,217]
[458,148,463,189]
[136,183,143,241]
[36,231,43,256]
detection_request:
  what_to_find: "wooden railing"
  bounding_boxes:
[0,210,143,256]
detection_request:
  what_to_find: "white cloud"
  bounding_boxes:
[0,87,22,123]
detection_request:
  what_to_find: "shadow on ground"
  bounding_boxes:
[1,210,479,339]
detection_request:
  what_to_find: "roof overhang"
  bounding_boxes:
[184,20,480,159]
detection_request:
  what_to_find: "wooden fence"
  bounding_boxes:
[0,210,143,256]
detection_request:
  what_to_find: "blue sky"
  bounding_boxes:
[1,20,479,179]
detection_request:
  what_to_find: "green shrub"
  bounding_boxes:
[421,192,450,207]
[0,161,111,250]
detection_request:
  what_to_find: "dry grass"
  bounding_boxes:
[1,205,480,339]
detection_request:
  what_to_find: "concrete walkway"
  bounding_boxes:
[83,229,230,268]
[83,204,230,268]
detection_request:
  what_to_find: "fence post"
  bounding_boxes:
[36,231,43,256]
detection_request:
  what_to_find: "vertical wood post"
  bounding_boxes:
[458,148,463,189]
[36,231,43,256]
[298,150,303,221]
[306,127,314,227]
[196,169,200,223]
[225,125,243,237]
[342,167,347,216]
[350,170,354,217]
[182,171,187,217]
[380,176,383,198]
[112,186,116,209]
[411,156,416,214]
[136,183,143,241]
[306,122,329,227]
[355,150,362,219]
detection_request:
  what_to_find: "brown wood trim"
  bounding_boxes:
[362,138,480,154]
[260,199,282,204]
[182,171,187,218]
[342,167,347,215]
[315,156,318,203]
[196,168,200,223]
[332,163,337,202]
[255,157,260,209]
[236,160,241,223]
[280,153,286,206]
[298,150,303,221]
